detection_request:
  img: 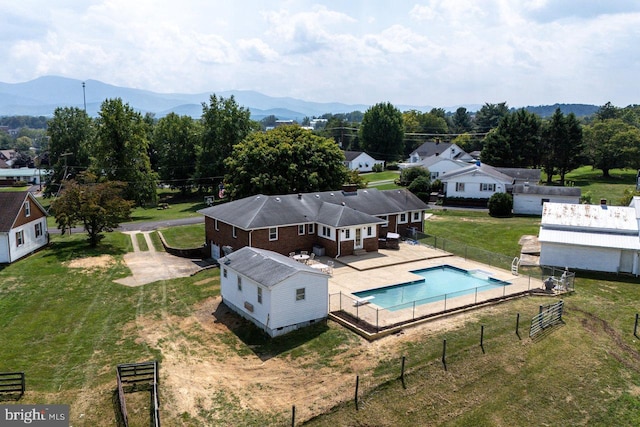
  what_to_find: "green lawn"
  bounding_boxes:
[552,166,637,205]
[159,224,205,248]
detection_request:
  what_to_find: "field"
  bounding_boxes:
[2,173,640,425]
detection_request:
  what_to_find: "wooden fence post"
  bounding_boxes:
[291,405,295,427]
[400,356,406,389]
[354,375,359,411]
[442,339,447,371]
[516,313,521,340]
[480,325,485,354]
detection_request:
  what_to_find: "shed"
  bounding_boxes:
[219,247,329,337]
[513,184,581,215]
[0,192,49,263]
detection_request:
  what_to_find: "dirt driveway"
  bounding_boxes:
[115,231,205,286]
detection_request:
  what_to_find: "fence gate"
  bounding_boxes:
[0,372,25,397]
[530,301,564,338]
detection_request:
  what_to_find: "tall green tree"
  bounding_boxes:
[50,172,132,247]
[153,113,201,194]
[542,109,585,185]
[474,102,509,133]
[480,109,541,168]
[195,94,252,190]
[360,102,404,162]
[46,106,94,196]
[584,118,640,177]
[451,107,473,134]
[93,98,157,206]
[224,125,347,199]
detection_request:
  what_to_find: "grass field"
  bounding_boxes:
[2,173,640,425]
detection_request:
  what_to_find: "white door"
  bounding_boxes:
[355,228,363,250]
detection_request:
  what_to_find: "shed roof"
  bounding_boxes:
[0,192,46,232]
[513,184,581,197]
[541,202,638,233]
[538,228,640,250]
[222,247,324,287]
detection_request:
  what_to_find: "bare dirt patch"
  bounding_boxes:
[132,296,491,424]
[64,255,117,273]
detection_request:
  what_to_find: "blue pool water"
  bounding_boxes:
[353,265,510,311]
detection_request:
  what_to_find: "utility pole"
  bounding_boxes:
[82,82,86,113]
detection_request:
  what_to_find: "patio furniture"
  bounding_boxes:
[293,254,309,263]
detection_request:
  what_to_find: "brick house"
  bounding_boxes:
[198,188,428,260]
[0,192,49,263]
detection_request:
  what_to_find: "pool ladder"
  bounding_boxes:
[511,257,520,276]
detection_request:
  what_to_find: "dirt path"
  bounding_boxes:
[134,295,483,424]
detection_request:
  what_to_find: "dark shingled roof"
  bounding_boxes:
[223,247,324,287]
[198,188,428,230]
[0,192,29,232]
[513,184,581,196]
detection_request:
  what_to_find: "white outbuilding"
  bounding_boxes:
[512,184,581,215]
[538,201,640,275]
[219,247,329,337]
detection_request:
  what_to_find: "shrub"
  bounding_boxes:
[386,162,399,171]
[488,192,513,217]
[408,176,431,195]
[372,163,384,173]
[431,179,443,192]
[398,167,430,186]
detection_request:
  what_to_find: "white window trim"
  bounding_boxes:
[214,219,219,231]
[24,201,31,217]
[269,227,278,241]
[257,287,263,304]
[296,288,306,301]
[298,224,305,235]
[16,230,24,246]
[456,182,465,192]
[412,211,421,222]
[366,226,373,237]
[35,222,43,238]
[308,223,315,234]
[399,213,408,224]
[232,226,237,238]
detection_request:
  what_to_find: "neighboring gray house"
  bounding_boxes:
[538,201,640,275]
[401,141,474,167]
[495,168,541,186]
[343,151,384,172]
[513,184,581,215]
[219,247,329,337]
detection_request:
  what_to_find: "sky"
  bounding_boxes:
[2,0,640,108]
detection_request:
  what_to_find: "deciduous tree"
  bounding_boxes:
[224,125,347,199]
[50,172,132,247]
[360,102,404,162]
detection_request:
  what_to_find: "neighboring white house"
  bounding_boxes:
[404,141,473,165]
[538,201,640,275]
[0,192,49,264]
[219,247,329,337]
[409,157,468,180]
[343,151,384,172]
[513,184,581,215]
[438,162,513,199]
[0,168,49,185]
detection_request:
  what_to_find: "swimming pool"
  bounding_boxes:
[353,265,510,311]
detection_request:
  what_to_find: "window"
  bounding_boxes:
[35,222,43,238]
[413,211,420,222]
[298,224,305,235]
[399,213,407,224]
[345,229,351,239]
[214,219,219,231]
[269,227,278,241]
[232,226,237,238]
[223,268,227,278]
[480,183,496,192]
[24,201,31,217]
[237,276,242,291]
[367,226,373,236]
[378,215,388,225]
[16,230,24,246]
[321,226,331,237]
[296,288,306,301]
[308,223,315,234]
[456,182,465,192]
[257,287,262,304]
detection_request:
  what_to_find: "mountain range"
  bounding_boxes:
[0,76,598,120]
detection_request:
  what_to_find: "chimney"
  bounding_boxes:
[342,184,358,194]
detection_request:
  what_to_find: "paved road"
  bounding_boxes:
[49,215,204,234]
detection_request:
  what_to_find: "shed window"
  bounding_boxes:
[257,287,263,304]
[35,222,43,238]
[223,268,227,278]
[237,276,242,291]
[296,288,306,301]
[24,201,31,217]
[16,230,24,246]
